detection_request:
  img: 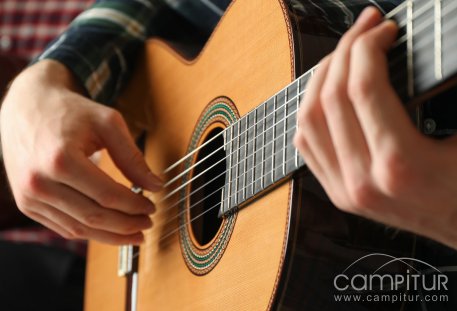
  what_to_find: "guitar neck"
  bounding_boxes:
[388,0,457,102]
[219,70,311,216]
[219,0,457,216]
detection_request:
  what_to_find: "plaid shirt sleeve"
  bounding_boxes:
[34,0,161,106]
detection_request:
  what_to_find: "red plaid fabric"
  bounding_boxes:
[0,0,94,60]
[0,0,94,256]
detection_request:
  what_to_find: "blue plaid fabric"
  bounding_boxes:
[37,0,402,105]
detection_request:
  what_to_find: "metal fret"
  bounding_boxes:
[221,129,228,214]
[118,245,133,277]
[295,79,300,168]
[227,125,234,209]
[271,96,276,182]
[243,116,248,200]
[253,104,263,193]
[236,117,244,203]
[434,0,443,80]
[261,102,266,190]
[406,0,415,97]
[251,109,257,196]
[234,120,240,206]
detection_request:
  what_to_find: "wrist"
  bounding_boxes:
[0,60,88,127]
[12,60,86,96]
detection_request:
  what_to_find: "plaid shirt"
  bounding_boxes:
[0,0,94,60]
[36,0,232,105]
[36,0,401,106]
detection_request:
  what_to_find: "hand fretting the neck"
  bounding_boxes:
[219,0,457,216]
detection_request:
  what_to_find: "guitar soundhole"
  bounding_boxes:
[189,127,225,246]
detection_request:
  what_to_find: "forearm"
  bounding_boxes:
[12,60,86,95]
[33,0,161,106]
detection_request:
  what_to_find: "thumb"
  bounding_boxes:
[94,108,163,192]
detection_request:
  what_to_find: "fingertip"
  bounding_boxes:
[357,6,382,26]
[383,19,399,37]
[376,20,400,51]
[141,215,153,229]
[131,232,145,245]
[145,200,156,214]
[145,172,163,192]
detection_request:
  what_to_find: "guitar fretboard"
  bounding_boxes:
[219,0,457,216]
[220,71,312,216]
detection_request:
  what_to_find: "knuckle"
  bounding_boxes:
[83,212,105,227]
[67,224,86,239]
[346,177,378,211]
[348,74,375,103]
[338,34,354,51]
[320,85,345,109]
[375,150,414,197]
[102,108,124,127]
[128,149,145,167]
[353,34,374,54]
[47,148,70,178]
[21,171,44,196]
[97,190,119,208]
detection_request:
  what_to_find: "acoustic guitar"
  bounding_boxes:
[84,0,456,310]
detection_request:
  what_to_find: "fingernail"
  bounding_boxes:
[145,201,156,214]
[357,7,378,24]
[143,217,153,229]
[147,172,163,191]
[132,233,145,245]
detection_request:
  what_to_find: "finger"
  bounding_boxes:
[321,7,383,180]
[95,108,162,192]
[27,200,145,245]
[48,149,156,215]
[348,20,418,153]
[297,56,344,191]
[36,179,153,235]
[25,209,74,240]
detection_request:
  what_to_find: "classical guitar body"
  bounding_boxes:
[85,0,418,310]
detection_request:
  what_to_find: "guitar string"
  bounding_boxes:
[147,104,303,231]
[133,132,303,260]
[137,66,425,252]
[140,3,451,238]
[148,2,438,204]
[125,0,457,255]
[147,91,306,223]
[154,53,405,224]
[154,89,305,204]
[133,9,457,259]
[158,2,410,179]
[156,0,433,184]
